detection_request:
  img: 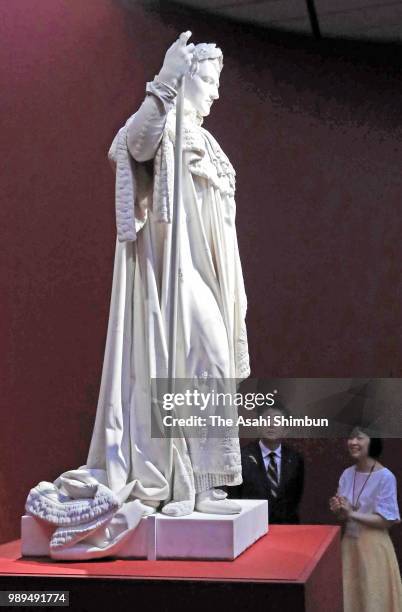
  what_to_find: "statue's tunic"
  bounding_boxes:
[89,81,250,492]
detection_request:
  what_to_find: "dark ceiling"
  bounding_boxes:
[171,0,402,41]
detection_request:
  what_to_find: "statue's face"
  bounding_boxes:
[185,58,220,117]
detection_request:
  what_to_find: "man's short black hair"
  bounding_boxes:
[258,399,291,419]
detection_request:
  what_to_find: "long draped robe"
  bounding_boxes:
[25,91,250,559]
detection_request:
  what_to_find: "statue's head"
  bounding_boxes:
[185,43,223,118]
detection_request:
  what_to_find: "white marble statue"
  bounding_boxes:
[25,32,250,560]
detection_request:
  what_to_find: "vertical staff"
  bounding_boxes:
[167,74,185,392]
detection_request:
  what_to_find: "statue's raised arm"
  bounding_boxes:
[127,31,195,162]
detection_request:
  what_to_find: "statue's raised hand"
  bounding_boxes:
[158,31,195,87]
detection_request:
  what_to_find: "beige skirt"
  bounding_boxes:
[342,525,402,612]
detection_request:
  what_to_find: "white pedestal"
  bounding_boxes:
[21,499,268,560]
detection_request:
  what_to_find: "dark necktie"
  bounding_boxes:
[267,451,279,498]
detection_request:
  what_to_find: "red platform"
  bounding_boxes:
[0,526,343,611]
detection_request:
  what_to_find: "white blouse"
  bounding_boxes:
[338,466,400,537]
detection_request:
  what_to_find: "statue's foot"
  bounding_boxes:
[161,499,194,517]
[195,488,242,514]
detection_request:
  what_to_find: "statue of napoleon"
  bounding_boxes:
[25,32,250,559]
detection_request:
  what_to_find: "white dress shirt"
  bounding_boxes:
[259,440,282,483]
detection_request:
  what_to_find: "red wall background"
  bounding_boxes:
[1,0,401,560]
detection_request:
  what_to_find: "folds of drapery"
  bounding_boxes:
[25,109,249,559]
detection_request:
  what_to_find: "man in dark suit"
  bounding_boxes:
[230,402,304,524]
